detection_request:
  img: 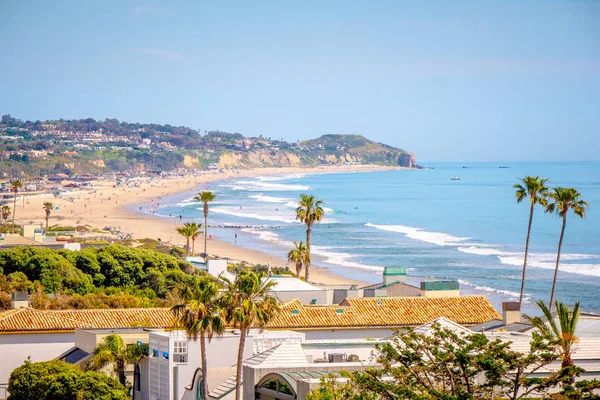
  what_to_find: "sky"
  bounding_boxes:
[0,1,599,162]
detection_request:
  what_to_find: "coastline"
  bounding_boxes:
[15,165,405,287]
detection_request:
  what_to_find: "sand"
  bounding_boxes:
[13,165,402,286]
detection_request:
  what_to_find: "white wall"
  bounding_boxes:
[0,333,74,387]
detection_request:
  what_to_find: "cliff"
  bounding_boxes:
[218,134,418,169]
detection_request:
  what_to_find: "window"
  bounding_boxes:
[134,364,141,391]
[173,340,187,354]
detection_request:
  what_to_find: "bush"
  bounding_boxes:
[8,359,129,400]
[0,245,199,301]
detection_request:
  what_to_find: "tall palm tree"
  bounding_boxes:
[545,187,588,311]
[513,176,549,308]
[221,271,281,400]
[172,276,226,399]
[525,300,580,384]
[9,180,22,227]
[1,205,10,226]
[194,191,216,258]
[42,201,54,230]
[176,225,193,255]
[287,241,310,278]
[87,334,147,386]
[295,194,325,282]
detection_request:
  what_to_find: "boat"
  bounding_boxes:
[450,176,460,181]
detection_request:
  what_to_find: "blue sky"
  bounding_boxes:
[1,1,598,162]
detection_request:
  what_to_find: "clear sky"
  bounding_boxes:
[1,1,599,162]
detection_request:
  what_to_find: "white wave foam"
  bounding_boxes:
[310,246,383,272]
[222,180,310,191]
[249,194,293,203]
[257,173,306,182]
[210,207,300,224]
[365,223,471,246]
[458,279,526,301]
[458,246,600,277]
[241,228,293,246]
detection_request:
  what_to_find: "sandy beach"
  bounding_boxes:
[13,165,402,287]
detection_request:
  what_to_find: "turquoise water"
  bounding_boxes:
[155,161,600,313]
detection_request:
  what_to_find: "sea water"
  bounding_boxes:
[156,161,600,313]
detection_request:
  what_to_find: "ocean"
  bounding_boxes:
[153,161,600,314]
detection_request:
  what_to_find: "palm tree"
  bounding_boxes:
[545,187,588,311]
[1,205,10,226]
[176,225,193,255]
[172,276,226,399]
[186,222,203,256]
[221,271,281,400]
[87,334,147,386]
[287,241,309,278]
[295,194,325,282]
[9,180,22,227]
[513,176,549,308]
[42,202,54,230]
[194,191,216,258]
[525,300,580,384]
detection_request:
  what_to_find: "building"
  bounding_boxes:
[266,296,501,340]
[0,303,174,398]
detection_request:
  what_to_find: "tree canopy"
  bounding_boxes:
[8,359,129,400]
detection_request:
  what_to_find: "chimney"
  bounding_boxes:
[502,302,521,325]
[12,292,29,309]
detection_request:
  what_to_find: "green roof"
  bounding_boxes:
[420,281,460,291]
[383,266,406,276]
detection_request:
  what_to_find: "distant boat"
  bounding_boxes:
[451,176,460,181]
[499,166,510,169]
[462,166,468,168]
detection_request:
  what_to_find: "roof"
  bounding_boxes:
[267,296,501,330]
[0,307,175,333]
[383,266,406,276]
[486,332,600,361]
[470,319,533,333]
[244,342,309,367]
[58,347,92,364]
[414,317,474,336]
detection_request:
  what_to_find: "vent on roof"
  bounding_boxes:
[291,310,300,315]
[376,299,382,305]
[336,309,344,314]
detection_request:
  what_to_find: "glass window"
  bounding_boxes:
[173,340,187,354]
[260,379,278,391]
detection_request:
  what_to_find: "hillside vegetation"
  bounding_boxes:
[0,115,418,177]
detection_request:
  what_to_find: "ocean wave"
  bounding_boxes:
[458,246,600,277]
[365,223,471,246]
[241,228,294,246]
[249,194,293,203]
[310,246,384,272]
[457,279,526,301]
[222,180,310,191]
[257,173,306,182]
[210,207,300,224]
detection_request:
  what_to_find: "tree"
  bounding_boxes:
[311,323,565,400]
[287,241,309,278]
[87,333,147,386]
[525,300,581,385]
[221,271,281,400]
[8,359,129,400]
[9,179,22,227]
[186,222,202,256]
[545,187,588,310]
[172,276,226,398]
[514,176,549,308]
[43,201,54,230]
[193,191,216,259]
[295,194,325,282]
[1,204,10,225]
[176,224,193,255]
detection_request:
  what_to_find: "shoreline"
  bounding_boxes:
[14,165,406,287]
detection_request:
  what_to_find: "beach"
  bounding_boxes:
[14,165,401,287]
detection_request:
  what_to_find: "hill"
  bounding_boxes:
[0,115,418,177]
